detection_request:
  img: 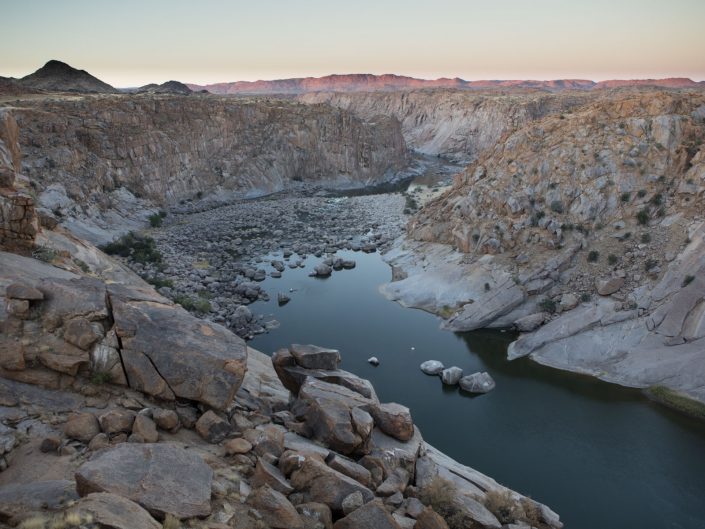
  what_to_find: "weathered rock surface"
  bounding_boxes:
[68,492,162,529]
[458,372,496,394]
[247,484,304,529]
[332,500,402,529]
[75,443,213,519]
[0,480,79,522]
[419,361,444,375]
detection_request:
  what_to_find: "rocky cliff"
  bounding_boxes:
[300,90,593,163]
[5,94,408,242]
[382,90,705,406]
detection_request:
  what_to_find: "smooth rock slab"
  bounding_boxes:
[68,492,161,529]
[420,360,444,375]
[0,480,78,521]
[458,372,496,394]
[75,442,213,519]
[290,344,341,370]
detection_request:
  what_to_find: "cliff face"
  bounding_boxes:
[300,90,592,163]
[11,94,409,208]
[383,90,705,403]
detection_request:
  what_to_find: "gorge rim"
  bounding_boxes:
[2,2,705,529]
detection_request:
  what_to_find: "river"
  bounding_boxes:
[249,248,705,529]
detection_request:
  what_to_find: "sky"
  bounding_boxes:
[2,0,704,87]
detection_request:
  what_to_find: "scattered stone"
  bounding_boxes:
[88,433,110,451]
[341,491,364,515]
[596,277,625,296]
[440,366,463,385]
[458,372,496,394]
[419,361,444,375]
[278,293,291,305]
[224,437,253,455]
[251,457,295,495]
[152,408,179,431]
[376,468,410,497]
[367,356,380,366]
[65,412,100,442]
[247,484,304,529]
[332,500,402,529]
[313,264,332,277]
[370,402,414,442]
[296,502,334,529]
[195,410,233,443]
[39,435,61,453]
[132,414,159,443]
[98,409,136,434]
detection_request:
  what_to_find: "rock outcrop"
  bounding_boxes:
[383,89,705,404]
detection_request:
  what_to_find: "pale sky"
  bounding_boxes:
[2,0,704,87]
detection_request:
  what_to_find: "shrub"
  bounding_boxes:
[637,189,647,198]
[620,192,631,203]
[148,213,163,227]
[520,499,544,527]
[682,275,695,287]
[647,385,705,420]
[538,298,557,314]
[73,258,90,273]
[641,233,651,243]
[484,282,491,292]
[644,259,658,271]
[484,490,520,524]
[580,292,592,302]
[607,254,618,265]
[143,276,174,289]
[32,246,58,263]
[90,371,112,385]
[650,193,663,206]
[587,250,600,263]
[636,209,650,226]
[173,294,211,313]
[101,232,162,264]
[418,478,466,529]
[549,200,564,214]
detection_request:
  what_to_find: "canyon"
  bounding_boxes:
[2,59,705,529]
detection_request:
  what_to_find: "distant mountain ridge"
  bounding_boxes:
[19,60,117,94]
[188,73,704,95]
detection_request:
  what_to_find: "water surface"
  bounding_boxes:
[250,250,705,529]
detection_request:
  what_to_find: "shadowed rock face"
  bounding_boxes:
[12,95,408,209]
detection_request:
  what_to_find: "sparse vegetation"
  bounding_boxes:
[644,259,658,271]
[580,292,592,302]
[549,200,564,214]
[90,371,112,385]
[620,192,631,203]
[607,254,618,265]
[538,298,557,314]
[641,233,651,244]
[101,232,162,264]
[148,213,163,227]
[32,245,58,263]
[647,385,705,420]
[73,258,90,273]
[636,208,650,226]
[418,477,466,529]
[637,189,647,198]
[162,514,181,529]
[143,275,174,289]
[484,490,520,524]
[173,294,211,313]
[587,250,600,263]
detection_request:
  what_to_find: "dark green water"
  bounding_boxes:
[250,250,705,529]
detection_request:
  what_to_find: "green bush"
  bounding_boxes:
[538,298,557,313]
[637,189,647,198]
[101,232,162,264]
[641,233,651,243]
[636,209,650,226]
[148,213,163,227]
[587,250,600,263]
[620,192,631,203]
[607,254,618,265]
[174,294,211,313]
[550,200,564,214]
[580,292,592,302]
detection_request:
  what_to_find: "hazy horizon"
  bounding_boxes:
[2,0,704,87]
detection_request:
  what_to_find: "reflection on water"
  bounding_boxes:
[249,249,705,529]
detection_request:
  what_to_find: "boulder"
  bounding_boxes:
[596,277,624,296]
[290,344,341,370]
[341,491,364,515]
[458,372,496,394]
[326,453,373,488]
[290,456,374,514]
[98,409,136,434]
[195,410,233,443]
[0,480,78,522]
[63,317,104,351]
[224,438,253,455]
[440,367,463,385]
[376,467,410,497]
[75,443,213,519]
[251,457,294,495]
[559,293,579,311]
[5,282,44,300]
[247,484,304,529]
[313,264,332,277]
[132,415,159,443]
[420,361,444,375]
[293,378,374,455]
[68,492,161,529]
[513,313,547,332]
[152,408,179,431]
[370,402,414,442]
[413,507,449,529]
[296,502,333,529]
[64,412,100,442]
[109,285,247,410]
[332,500,402,529]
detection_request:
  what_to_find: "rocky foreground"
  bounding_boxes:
[0,241,561,529]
